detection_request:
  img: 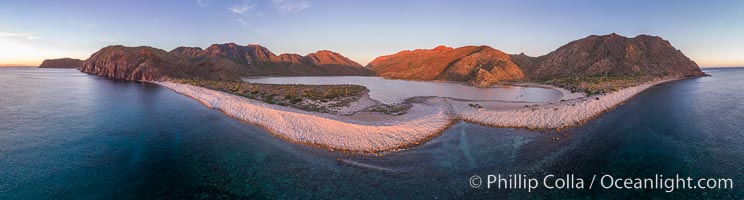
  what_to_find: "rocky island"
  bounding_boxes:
[79,34,705,152]
[38,58,84,68]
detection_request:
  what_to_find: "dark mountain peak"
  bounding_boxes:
[516,34,704,80]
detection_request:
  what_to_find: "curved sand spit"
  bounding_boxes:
[157,79,671,152]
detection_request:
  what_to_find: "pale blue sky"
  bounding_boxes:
[1,0,743,67]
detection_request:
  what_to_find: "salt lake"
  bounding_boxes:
[241,76,563,104]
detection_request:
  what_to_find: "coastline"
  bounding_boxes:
[156,78,675,152]
[457,79,672,129]
[156,81,454,152]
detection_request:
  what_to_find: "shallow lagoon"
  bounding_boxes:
[242,76,563,104]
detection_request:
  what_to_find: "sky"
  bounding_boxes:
[1,0,743,67]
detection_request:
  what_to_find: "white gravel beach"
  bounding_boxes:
[157,82,454,152]
[157,79,672,152]
[457,80,668,129]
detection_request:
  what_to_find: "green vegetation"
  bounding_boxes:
[542,75,653,96]
[172,78,366,114]
[365,103,411,116]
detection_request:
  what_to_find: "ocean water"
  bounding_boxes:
[242,76,563,104]
[1,67,742,199]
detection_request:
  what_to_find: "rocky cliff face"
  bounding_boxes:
[83,34,704,87]
[170,43,372,76]
[367,45,525,86]
[39,58,84,68]
[368,34,704,87]
[512,33,705,80]
[82,43,372,81]
[81,46,215,81]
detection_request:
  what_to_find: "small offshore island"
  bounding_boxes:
[38,58,84,69]
[74,33,705,152]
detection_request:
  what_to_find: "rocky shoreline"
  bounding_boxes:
[457,79,672,129]
[156,78,674,152]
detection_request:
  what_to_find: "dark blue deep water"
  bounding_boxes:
[1,68,742,199]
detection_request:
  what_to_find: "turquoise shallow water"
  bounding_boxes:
[0,68,742,199]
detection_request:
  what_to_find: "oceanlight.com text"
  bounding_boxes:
[469,174,733,193]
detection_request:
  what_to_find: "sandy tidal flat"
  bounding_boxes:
[157,79,671,152]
